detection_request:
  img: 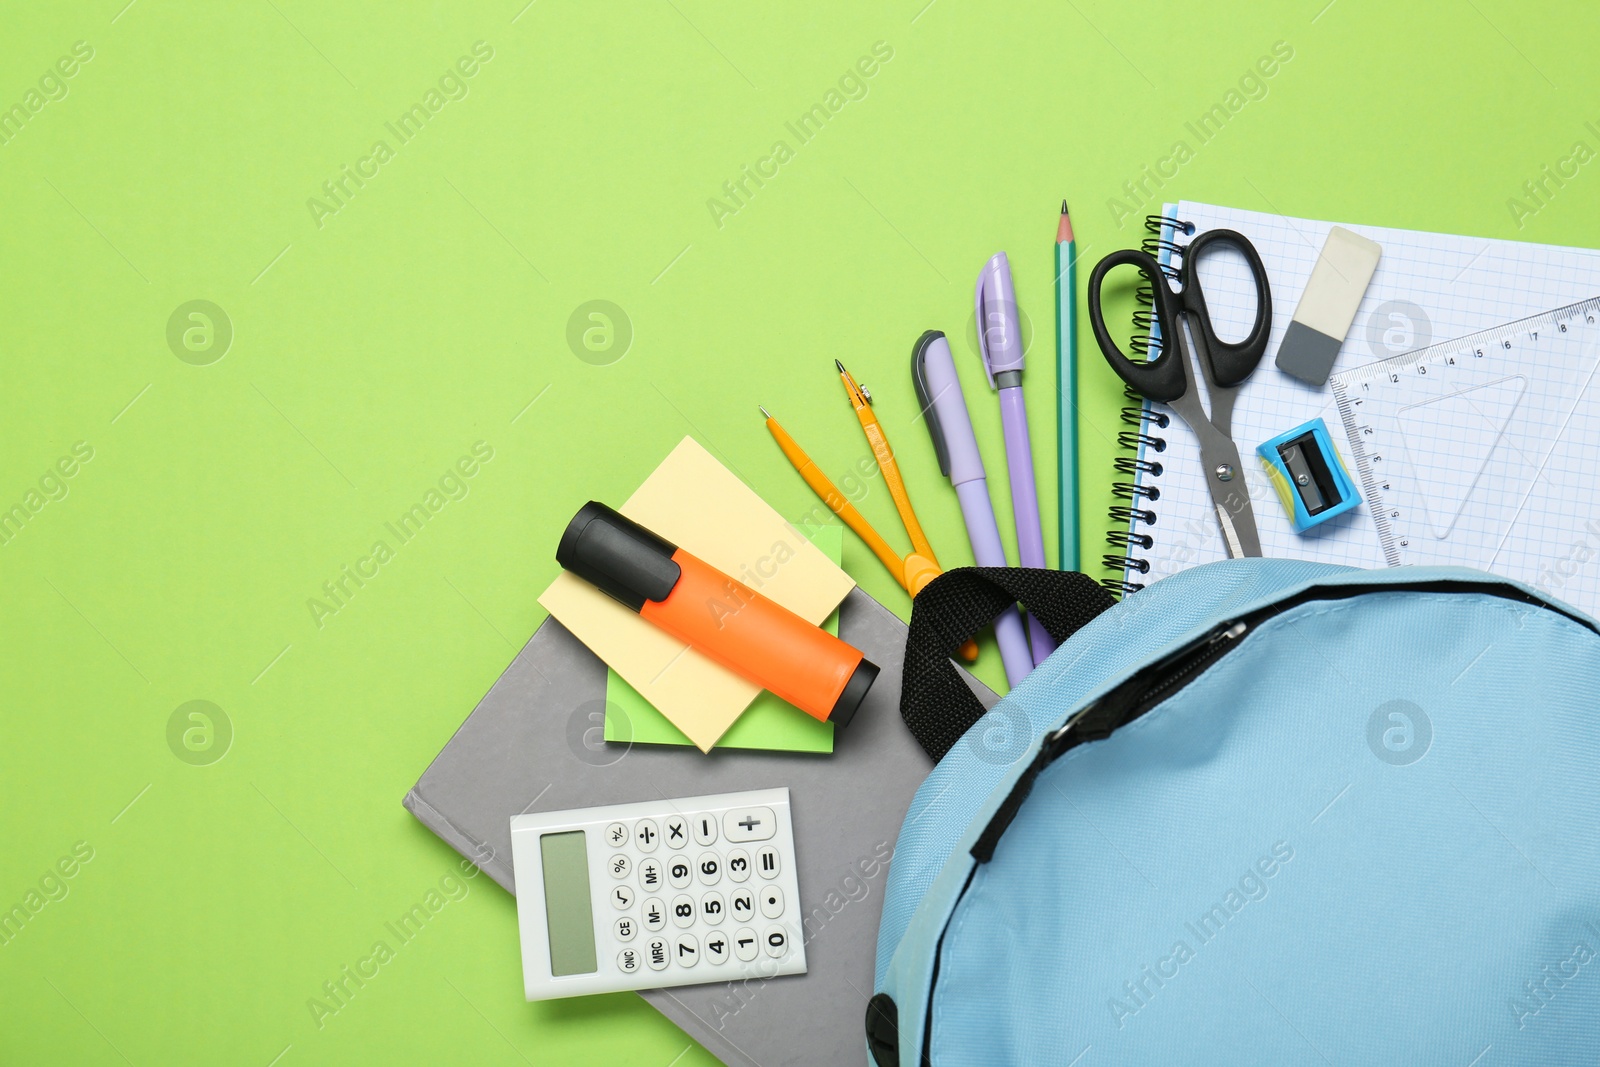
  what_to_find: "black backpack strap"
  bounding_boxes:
[900,568,1116,762]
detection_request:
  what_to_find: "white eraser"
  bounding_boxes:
[1276,226,1382,386]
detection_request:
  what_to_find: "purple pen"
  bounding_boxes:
[912,330,1035,687]
[975,252,1056,666]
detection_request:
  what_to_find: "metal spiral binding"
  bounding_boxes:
[1100,212,1192,597]
[1112,482,1160,502]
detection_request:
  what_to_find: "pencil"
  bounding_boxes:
[1055,200,1079,572]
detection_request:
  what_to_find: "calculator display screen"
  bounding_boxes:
[539,831,597,976]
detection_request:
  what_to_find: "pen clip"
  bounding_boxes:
[974,271,996,389]
[911,330,951,477]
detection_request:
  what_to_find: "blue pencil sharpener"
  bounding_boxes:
[1257,418,1360,533]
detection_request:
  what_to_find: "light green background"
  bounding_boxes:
[3,1,1597,1064]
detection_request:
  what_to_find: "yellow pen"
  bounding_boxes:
[762,363,978,662]
[832,360,944,597]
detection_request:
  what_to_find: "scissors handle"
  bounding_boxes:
[1087,248,1188,404]
[1177,228,1273,389]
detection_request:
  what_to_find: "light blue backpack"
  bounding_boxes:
[868,560,1600,1065]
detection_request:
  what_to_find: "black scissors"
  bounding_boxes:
[1087,229,1273,558]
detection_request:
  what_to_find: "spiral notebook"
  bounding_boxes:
[1106,201,1600,594]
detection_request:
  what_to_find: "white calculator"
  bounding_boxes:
[510,787,806,1000]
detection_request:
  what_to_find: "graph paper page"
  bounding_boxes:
[1122,201,1600,588]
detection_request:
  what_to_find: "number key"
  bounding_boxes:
[696,854,721,886]
[668,858,692,889]
[700,890,725,926]
[672,894,696,929]
[727,848,751,883]
[733,928,758,962]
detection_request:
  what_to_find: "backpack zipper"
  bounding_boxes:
[979,578,1593,864]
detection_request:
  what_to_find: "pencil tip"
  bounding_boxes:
[1056,203,1075,243]
[834,359,847,374]
[759,405,771,418]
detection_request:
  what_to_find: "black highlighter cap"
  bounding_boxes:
[556,501,682,612]
[828,658,880,727]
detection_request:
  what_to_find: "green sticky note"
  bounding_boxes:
[604,525,841,752]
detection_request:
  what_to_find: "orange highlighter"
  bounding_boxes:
[556,501,880,727]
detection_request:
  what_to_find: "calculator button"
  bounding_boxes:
[638,858,663,892]
[726,848,751,882]
[671,894,696,929]
[730,888,755,922]
[723,806,776,843]
[634,818,660,853]
[667,857,693,889]
[675,933,700,968]
[700,890,726,926]
[692,813,718,846]
[756,846,781,879]
[646,936,669,971]
[733,928,759,962]
[617,947,640,974]
[759,885,785,919]
[614,916,636,942]
[642,898,666,932]
[608,854,631,879]
[610,885,634,910]
[664,815,689,849]
[604,822,629,848]
[696,853,721,886]
[705,931,730,965]
[763,926,789,958]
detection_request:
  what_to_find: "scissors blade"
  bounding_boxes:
[1195,429,1263,558]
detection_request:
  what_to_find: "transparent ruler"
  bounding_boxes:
[1331,296,1600,610]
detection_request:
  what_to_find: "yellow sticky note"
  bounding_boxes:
[538,437,856,751]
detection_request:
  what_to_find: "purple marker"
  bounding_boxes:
[975,252,1056,666]
[912,330,1035,687]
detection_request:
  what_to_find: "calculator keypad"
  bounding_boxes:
[599,797,799,982]
[512,788,805,1001]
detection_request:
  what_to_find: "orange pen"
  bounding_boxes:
[763,360,978,661]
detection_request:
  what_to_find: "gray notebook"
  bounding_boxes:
[404,587,996,1067]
